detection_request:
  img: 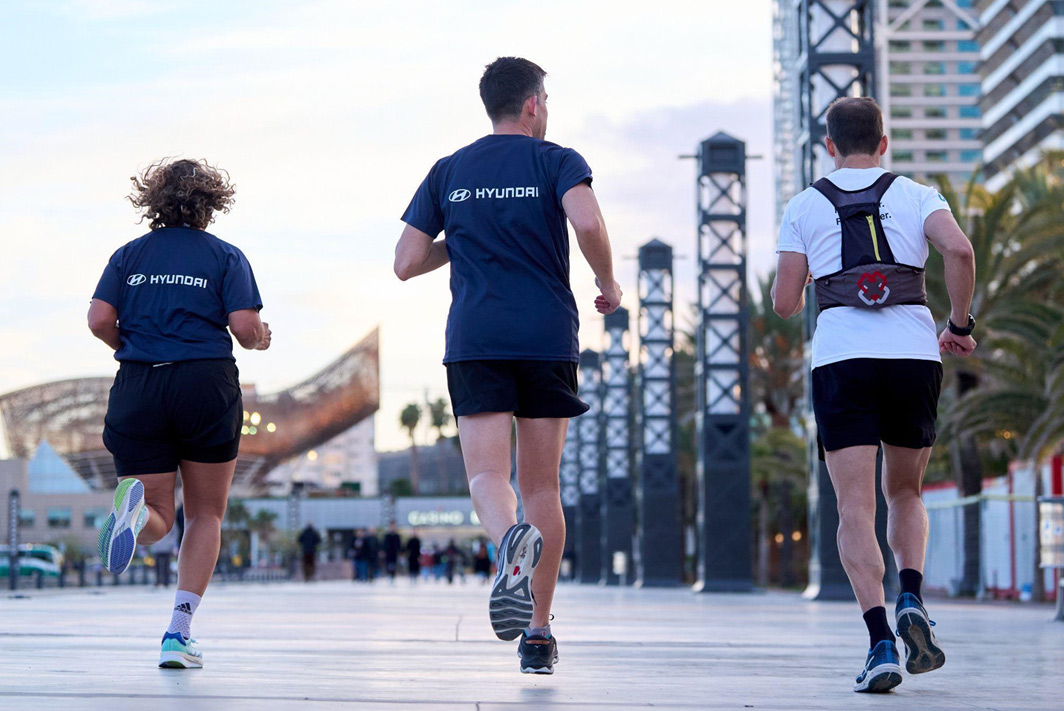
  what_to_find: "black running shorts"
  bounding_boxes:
[103,359,243,477]
[446,360,589,419]
[812,358,943,454]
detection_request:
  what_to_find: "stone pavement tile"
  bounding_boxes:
[1,579,1061,710]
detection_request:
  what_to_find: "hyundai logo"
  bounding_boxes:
[127,274,146,286]
[448,189,471,203]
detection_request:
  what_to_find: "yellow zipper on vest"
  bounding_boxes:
[866,215,881,261]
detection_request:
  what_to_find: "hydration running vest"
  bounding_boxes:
[811,172,927,310]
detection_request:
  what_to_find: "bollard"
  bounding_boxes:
[96,567,103,587]
[35,569,44,589]
[78,563,86,588]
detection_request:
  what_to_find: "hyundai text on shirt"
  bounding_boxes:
[92,227,263,363]
[401,134,593,364]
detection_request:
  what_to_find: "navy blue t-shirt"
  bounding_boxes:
[401,134,592,363]
[92,227,263,363]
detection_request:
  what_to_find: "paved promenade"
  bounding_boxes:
[1,578,1061,710]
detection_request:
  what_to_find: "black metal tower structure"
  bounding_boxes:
[577,349,604,584]
[635,239,683,587]
[795,0,894,601]
[601,307,633,585]
[695,132,753,593]
[560,405,581,580]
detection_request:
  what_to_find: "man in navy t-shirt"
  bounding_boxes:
[395,56,622,675]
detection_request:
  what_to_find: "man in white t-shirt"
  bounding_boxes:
[773,97,977,694]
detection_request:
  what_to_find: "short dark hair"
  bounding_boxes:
[479,57,547,123]
[825,97,884,156]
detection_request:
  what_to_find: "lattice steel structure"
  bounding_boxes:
[577,349,604,584]
[795,0,894,601]
[635,239,683,587]
[774,0,801,223]
[0,329,381,492]
[560,406,581,580]
[695,132,752,593]
[601,307,633,586]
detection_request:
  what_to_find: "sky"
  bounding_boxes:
[0,0,776,453]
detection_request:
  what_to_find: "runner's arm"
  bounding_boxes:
[394,224,449,281]
[772,252,810,319]
[87,298,121,351]
[229,309,271,350]
[924,210,976,356]
[561,183,621,313]
[924,210,975,326]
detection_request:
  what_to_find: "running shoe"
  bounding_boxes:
[895,592,945,674]
[518,631,558,675]
[158,631,203,669]
[489,523,543,641]
[97,478,148,575]
[853,640,903,693]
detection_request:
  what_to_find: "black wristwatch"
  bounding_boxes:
[947,313,976,337]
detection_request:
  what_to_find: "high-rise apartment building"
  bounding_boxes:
[977,0,1064,190]
[879,0,984,187]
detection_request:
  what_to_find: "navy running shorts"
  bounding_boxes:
[446,360,589,419]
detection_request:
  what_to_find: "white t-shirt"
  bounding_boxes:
[776,167,952,369]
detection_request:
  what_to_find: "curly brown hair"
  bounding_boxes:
[128,158,235,230]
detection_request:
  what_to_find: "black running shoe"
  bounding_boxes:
[518,631,558,675]
[895,592,945,674]
[489,523,543,641]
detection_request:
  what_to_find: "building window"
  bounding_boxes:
[923,41,946,52]
[958,40,978,52]
[889,40,911,51]
[893,128,914,139]
[891,106,913,119]
[47,507,72,529]
[926,128,947,140]
[959,84,980,97]
[961,149,982,162]
[923,19,944,30]
[891,84,913,97]
[924,62,946,75]
[957,61,978,74]
[889,62,912,74]
[926,107,947,118]
[960,128,979,140]
[927,151,948,163]
[19,510,35,528]
[960,105,981,119]
[893,151,914,162]
[924,84,946,97]
[83,510,107,529]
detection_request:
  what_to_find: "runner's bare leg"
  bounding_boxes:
[824,445,885,612]
[458,413,518,544]
[515,417,568,628]
[122,471,177,545]
[177,458,237,596]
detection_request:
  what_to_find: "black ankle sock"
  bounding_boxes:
[899,568,923,602]
[862,606,895,649]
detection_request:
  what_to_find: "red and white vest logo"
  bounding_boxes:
[857,271,890,306]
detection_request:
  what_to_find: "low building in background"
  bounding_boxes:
[264,418,378,497]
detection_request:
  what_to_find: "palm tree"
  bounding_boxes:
[429,397,453,494]
[400,403,422,494]
[749,271,808,586]
[927,152,1064,595]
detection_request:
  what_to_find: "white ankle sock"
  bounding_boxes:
[167,590,201,639]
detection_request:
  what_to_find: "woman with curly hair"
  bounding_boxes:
[88,158,270,669]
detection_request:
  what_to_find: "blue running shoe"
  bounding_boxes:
[97,478,148,575]
[159,631,203,669]
[895,592,945,674]
[854,640,903,693]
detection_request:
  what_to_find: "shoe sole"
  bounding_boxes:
[897,610,946,674]
[490,523,543,641]
[159,651,203,669]
[98,478,145,575]
[854,663,903,693]
[520,651,559,675]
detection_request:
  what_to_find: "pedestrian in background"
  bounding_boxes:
[298,522,322,582]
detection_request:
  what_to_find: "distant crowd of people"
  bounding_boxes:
[297,522,497,585]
